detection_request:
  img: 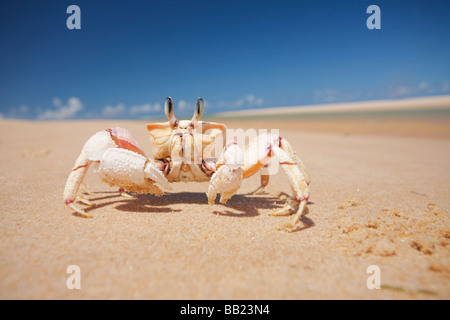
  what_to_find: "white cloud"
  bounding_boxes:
[177,100,188,111]
[38,97,83,120]
[130,104,150,114]
[234,99,244,108]
[418,82,428,91]
[153,103,162,112]
[392,85,412,96]
[102,103,125,117]
[386,81,450,98]
[52,97,62,107]
[312,81,449,105]
[19,104,28,114]
[229,94,264,109]
[217,100,226,108]
[102,102,163,117]
[313,89,364,103]
[129,103,162,114]
[6,104,30,118]
[314,89,340,103]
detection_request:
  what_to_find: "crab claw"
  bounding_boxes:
[97,148,172,195]
[63,127,173,218]
[144,161,172,191]
[207,166,243,204]
[207,143,244,205]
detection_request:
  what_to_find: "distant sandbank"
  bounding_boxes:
[215,95,450,118]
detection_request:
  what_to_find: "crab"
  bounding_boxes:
[63,97,310,231]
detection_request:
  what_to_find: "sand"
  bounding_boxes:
[1,108,449,299]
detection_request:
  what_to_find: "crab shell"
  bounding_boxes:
[146,119,227,182]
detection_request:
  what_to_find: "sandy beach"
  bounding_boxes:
[1,100,449,299]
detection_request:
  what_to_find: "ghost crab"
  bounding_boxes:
[63,97,310,231]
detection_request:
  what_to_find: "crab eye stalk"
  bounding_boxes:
[165,97,178,127]
[191,97,204,126]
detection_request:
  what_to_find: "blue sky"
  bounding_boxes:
[1,0,449,120]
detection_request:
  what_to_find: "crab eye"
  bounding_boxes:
[192,97,204,124]
[165,97,177,126]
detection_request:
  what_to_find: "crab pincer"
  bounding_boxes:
[63,127,170,217]
[207,143,244,205]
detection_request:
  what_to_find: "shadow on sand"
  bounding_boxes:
[72,191,315,231]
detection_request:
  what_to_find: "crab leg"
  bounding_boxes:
[242,133,310,231]
[276,137,310,186]
[271,138,310,231]
[270,144,309,230]
[63,130,119,216]
[63,152,95,217]
[207,143,244,204]
[248,164,270,194]
[63,128,171,217]
[80,183,92,195]
[118,187,134,198]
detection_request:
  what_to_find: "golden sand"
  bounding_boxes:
[0,113,449,299]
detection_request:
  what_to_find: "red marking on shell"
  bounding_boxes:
[202,160,216,172]
[295,195,309,203]
[275,136,282,147]
[106,127,146,156]
[279,161,296,165]
[72,163,89,172]
[161,162,169,174]
[64,199,74,205]
[223,141,237,152]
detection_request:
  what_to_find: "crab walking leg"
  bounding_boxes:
[80,183,92,195]
[63,152,95,217]
[271,144,310,230]
[248,164,270,195]
[240,133,310,230]
[242,133,279,194]
[278,137,310,185]
[64,130,116,193]
[207,143,244,205]
[63,130,119,217]
[118,187,134,198]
